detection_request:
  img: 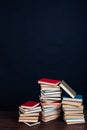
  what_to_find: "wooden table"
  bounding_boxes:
[0,111,87,130]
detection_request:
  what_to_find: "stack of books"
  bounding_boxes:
[62,95,85,124]
[59,80,85,125]
[18,100,41,126]
[38,78,62,122]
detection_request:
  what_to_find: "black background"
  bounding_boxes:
[0,0,87,110]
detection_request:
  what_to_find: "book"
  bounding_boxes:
[66,121,85,125]
[64,115,84,119]
[62,105,83,109]
[19,119,38,123]
[19,106,41,112]
[19,116,38,120]
[40,99,61,103]
[41,110,60,117]
[41,102,61,106]
[62,100,82,106]
[41,90,62,95]
[41,90,61,93]
[41,103,61,108]
[63,107,83,111]
[41,118,58,122]
[64,113,84,116]
[20,101,40,109]
[24,122,40,127]
[41,114,60,122]
[19,107,41,114]
[42,107,60,112]
[59,80,76,98]
[40,84,60,88]
[41,86,61,91]
[40,97,61,101]
[63,95,83,102]
[19,112,39,117]
[64,110,83,114]
[41,93,61,98]
[65,118,85,122]
[38,78,61,86]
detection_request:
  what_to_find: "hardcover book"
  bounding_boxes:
[19,112,39,117]
[19,119,38,123]
[62,100,82,106]
[24,122,40,127]
[62,105,83,109]
[19,107,41,114]
[20,101,40,109]
[41,86,60,91]
[59,80,76,98]
[63,95,83,102]
[66,121,85,125]
[65,118,85,122]
[41,90,61,95]
[19,116,38,120]
[38,78,61,85]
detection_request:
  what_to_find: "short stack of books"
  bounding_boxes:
[62,95,85,124]
[38,78,62,122]
[59,80,85,125]
[18,100,41,126]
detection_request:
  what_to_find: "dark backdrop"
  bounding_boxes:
[0,0,87,110]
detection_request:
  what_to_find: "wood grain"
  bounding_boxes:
[0,111,86,130]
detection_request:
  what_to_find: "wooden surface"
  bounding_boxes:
[0,111,87,130]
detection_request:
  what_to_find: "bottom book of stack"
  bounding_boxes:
[18,100,41,126]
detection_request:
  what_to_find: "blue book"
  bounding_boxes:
[62,95,83,101]
[75,95,83,99]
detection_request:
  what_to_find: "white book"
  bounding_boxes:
[40,84,59,87]
[42,108,58,113]
[19,107,41,114]
[59,80,76,98]
[65,118,85,122]
[19,119,38,122]
[40,97,61,101]
[41,86,61,91]
[41,93,61,98]
[66,121,85,124]
[42,90,61,93]
[63,97,82,102]
[19,111,39,116]
[24,122,40,126]
[19,106,41,112]
[41,90,62,95]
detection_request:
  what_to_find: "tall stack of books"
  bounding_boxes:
[38,78,62,122]
[18,100,41,126]
[59,80,85,125]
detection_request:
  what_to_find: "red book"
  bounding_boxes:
[38,78,61,85]
[20,101,40,109]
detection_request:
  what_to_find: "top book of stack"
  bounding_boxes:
[59,80,76,98]
[20,101,40,109]
[38,78,61,86]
